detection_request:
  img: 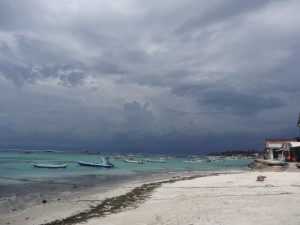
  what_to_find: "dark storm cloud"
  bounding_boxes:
[171,80,287,115]
[198,89,286,115]
[0,0,299,152]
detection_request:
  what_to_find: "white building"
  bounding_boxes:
[264,137,300,161]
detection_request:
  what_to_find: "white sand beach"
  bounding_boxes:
[1,171,300,225]
[89,172,300,225]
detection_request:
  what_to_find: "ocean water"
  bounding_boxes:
[0,150,253,200]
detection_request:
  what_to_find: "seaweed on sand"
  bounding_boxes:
[43,174,217,225]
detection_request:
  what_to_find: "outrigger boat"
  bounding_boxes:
[75,157,115,168]
[31,163,68,168]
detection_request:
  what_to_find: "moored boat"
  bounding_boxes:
[31,163,68,168]
[75,157,115,168]
[123,159,144,164]
[183,159,205,163]
[145,159,166,163]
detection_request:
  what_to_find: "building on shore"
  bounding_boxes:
[264,137,300,162]
[264,113,300,162]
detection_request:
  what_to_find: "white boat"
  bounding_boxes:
[225,156,238,160]
[145,159,166,163]
[183,159,205,163]
[207,156,225,162]
[31,163,68,168]
[123,159,144,164]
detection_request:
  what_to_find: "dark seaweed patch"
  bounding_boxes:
[43,174,218,225]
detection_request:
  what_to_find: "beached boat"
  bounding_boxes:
[31,163,68,168]
[123,159,144,164]
[145,159,166,163]
[75,157,115,168]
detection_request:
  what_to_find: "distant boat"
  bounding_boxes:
[123,159,144,164]
[145,159,166,163]
[183,159,205,163]
[75,157,115,168]
[113,154,125,160]
[207,156,225,162]
[225,156,238,160]
[31,163,68,168]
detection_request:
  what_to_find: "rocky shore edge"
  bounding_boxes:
[248,159,300,172]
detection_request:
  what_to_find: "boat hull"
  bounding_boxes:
[145,159,166,163]
[32,163,68,168]
[123,159,144,164]
[75,160,114,168]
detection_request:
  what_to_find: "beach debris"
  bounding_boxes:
[42,199,47,203]
[256,175,266,182]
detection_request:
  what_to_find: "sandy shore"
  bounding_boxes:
[1,171,300,225]
[88,171,300,225]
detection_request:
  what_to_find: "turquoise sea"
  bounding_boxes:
[0,150,253,200]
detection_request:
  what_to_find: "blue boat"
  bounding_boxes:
[75,157,115,168]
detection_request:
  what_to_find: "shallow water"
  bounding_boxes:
[0,150,253,199]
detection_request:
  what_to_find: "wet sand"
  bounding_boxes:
[0,170,212,225]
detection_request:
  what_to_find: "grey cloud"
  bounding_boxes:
[198,88,286,115]
[0,62,35,86]
[16,35,73,65]
[0,0,299,152]
[0,62,87,87]
[122,101,156,133]
[0,41,16,62]
[93,62,126,75]
[175,0,275,34]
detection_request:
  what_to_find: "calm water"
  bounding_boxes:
[0,150,253,199]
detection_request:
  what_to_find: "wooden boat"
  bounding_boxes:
[75,157,115,168]
[32,163,68,168]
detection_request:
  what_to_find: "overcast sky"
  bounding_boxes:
[0,0,300,153]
